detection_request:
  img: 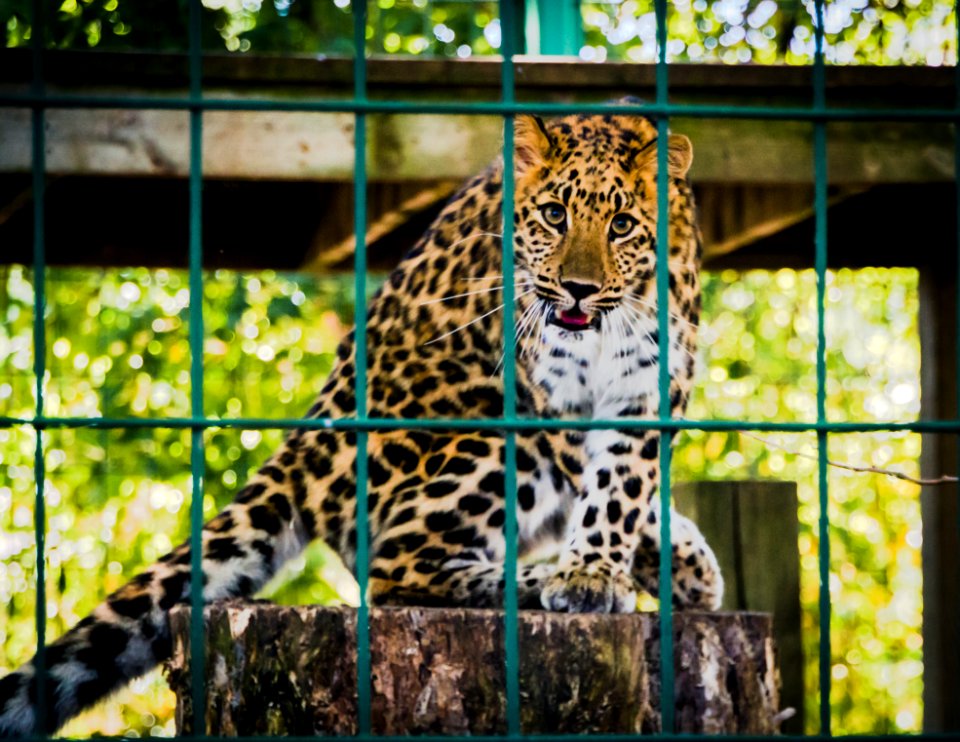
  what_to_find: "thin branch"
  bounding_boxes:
[737,430,958,487]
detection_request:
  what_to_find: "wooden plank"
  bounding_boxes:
[917,269,960,733]
[1,50,952,103]
[700,186,867,259]
[0,108,952,184]
[1,50,952,184]
[673,481,803,734]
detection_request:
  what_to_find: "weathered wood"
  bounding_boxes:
[673,481,803,734]
[0,52,952,183]
[918,268,960,732]
[2,49,953,98]
[165,603,784,735]
[1,107,951,184]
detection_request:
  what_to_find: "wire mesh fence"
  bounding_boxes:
[0,0,958,738]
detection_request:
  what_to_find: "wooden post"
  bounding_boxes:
[673,480,803,734]
[918,269,960,732]
[165,604,784,735]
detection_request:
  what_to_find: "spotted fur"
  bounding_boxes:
[0,109,722,735]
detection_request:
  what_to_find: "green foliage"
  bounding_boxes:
[0,264,923,735]
[675,268,923,733]
[4,0,956,64]
[0,265,361,735]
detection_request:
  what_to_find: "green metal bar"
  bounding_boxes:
[499,0,520,736]
[4,415,960,434]
[523,0,540,55]
[3,93,960,122]
[653,0,675,734]
[352,0,372,736]
[528,0,582,56]
[14,733,960,742]
[187,0,207,734]
[812,0,831,736]
[29,0,47,733]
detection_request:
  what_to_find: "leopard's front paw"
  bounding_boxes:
[541,565,637,613]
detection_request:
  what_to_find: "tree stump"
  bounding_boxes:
[166,603,784,735]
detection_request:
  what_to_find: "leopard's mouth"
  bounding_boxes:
[547,305,601,332]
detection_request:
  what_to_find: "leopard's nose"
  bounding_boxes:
[561,280,601,303]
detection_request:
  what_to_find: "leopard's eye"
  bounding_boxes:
[540,203,567,230]
[610,213,636,237]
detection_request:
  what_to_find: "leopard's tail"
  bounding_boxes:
[0,449,316,736]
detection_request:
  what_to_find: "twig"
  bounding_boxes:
[737,430,958,486]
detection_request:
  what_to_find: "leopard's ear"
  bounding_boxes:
[634,133,693,178]
[513,114,554,172]
[667,133,693,178]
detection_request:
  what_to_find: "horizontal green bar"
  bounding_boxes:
[1,415,958,434]
[7,733,959,742]
[1,93,958,122]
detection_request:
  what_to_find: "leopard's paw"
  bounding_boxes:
[676,543,725,611]
[541,565,637,614]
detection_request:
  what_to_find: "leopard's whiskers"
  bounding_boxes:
[523,300,549,361]
[515,299,542,356]
[418,281,533,307]
[620,301,697,363]
[624,293,698,331]
[423,288,536,346]
[493,297,543,376]
[597,308,626,408]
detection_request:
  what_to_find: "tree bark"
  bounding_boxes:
[166,603,784,735]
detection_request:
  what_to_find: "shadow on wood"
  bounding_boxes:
[166,603,784,735]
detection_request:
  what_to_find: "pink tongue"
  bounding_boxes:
[559,309,590,326]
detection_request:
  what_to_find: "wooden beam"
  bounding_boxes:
[1,50,953,101]
[918,267,960,733]
[1,52,953,184]
[0,108,952,184]
[699,185,866,260]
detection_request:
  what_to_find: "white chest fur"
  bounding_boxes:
[531,309,686,418]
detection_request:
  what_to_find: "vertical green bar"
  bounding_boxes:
[812,0,831,736]
[653,0,675,734]
[499,0,520,737]
[30,0,47,733]
[187,0,207,734]
[352,0,372,736]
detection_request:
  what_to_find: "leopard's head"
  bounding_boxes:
[512,110,694,336]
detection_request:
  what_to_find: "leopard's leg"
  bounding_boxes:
[362,431,568,609]
[540,428,664,613]
[0,426,352,736]
[371,561,556,609]
[631,501,724,610]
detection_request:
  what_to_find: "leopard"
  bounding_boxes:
[0,107,723,736]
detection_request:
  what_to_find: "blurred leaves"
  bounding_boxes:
[2,0,955,64]
[0,265,358,736]
[675,267,923,733]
